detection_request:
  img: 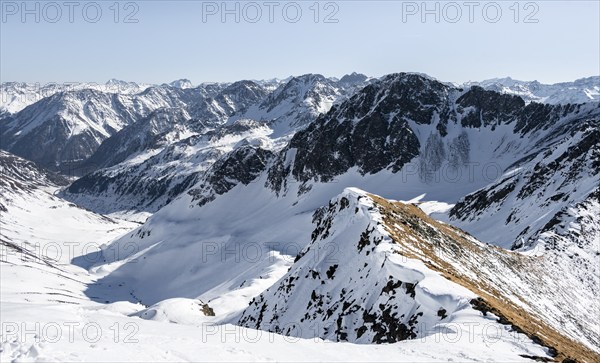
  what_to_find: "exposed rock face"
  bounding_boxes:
[456,86,526,128]
[64,120,272,213]
[238,189,453,344]
[189,144,274,207]
[267,73,451,191]
[266,74,597,196]
[338,72,369,86]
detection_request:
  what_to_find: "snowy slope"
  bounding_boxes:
[4,152,564,361]
[2,304,560,362]
[75,179,598,361]
[238,189,598,360]
[447,118,600,249]
[0,150,137,307]
[0,152,489,362]
[63,120,276,215]
[228,73,370,137]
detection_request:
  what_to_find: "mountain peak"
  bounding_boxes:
[105,78,136,86]
[169,79,194,89]
[338,72,368,85]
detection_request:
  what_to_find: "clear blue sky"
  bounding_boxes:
[1,0,598,84]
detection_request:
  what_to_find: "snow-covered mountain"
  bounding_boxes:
[228,73,371,137]
[83,81,268,170]
[238,189,598,359]
[80,178,598,360]
[62,73,599,239]
[0,87,188,171]
[260,74,599,249]
[63,120,275,215]
[265,74,597,193]
[446,117,599,249]
[1,89,142,170]
[0,80,151,114]
[61,75,365,214]
[168,79,194,89]
[82,107,196,170]
[2,72,599,362]
[0,81,269,172]
[469,76,599,104]
[67,74,598,359]
[0,149,69,192]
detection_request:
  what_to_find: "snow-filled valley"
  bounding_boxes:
[0,154,558,362]
[0,162,572,362]
[1,73,599,362]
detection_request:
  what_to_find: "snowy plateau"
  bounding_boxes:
[0,73,599,362]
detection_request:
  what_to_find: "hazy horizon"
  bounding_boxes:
[2,1,598,85]
[1,72,598,87]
